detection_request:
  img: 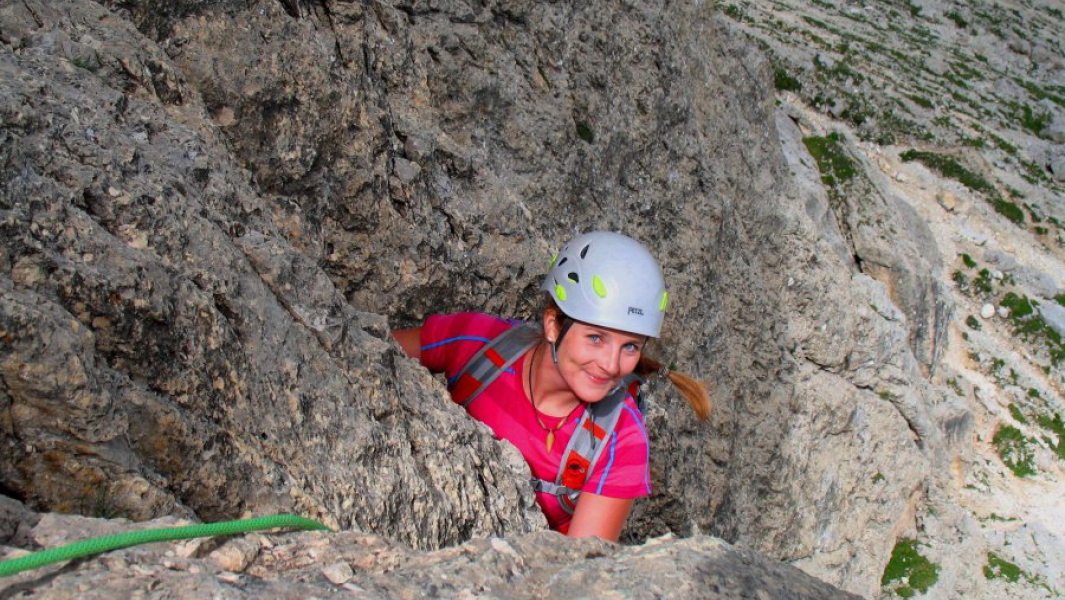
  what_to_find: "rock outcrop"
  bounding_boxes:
[0,500,862,599]
[0,0,543,550]
[0,0,968,596]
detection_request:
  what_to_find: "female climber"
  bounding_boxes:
[391,231,710,541]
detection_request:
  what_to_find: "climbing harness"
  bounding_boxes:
[0,514,329,578]
[450,323,643,515]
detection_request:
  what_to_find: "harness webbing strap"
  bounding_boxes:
[453,322,643,516]
[535,375,636,515]
[448,324,541,407]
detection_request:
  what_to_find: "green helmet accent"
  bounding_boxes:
[541,231,667,337]
[592,275,608,299]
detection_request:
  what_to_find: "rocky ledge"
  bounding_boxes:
[0,498,860,600]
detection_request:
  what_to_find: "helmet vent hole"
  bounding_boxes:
[580,245,590,259]
[567,273,579,283]
[557,257,568,266]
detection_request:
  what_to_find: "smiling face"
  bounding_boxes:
[545,313,646,403]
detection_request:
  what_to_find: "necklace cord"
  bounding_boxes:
[527,342,567,452]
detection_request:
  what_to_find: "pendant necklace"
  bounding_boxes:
[526,343,567,453]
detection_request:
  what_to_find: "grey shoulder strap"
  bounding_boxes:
[532,373,642,514]
[448,323,541,407]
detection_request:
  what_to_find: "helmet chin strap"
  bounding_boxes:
[550,318,574,364]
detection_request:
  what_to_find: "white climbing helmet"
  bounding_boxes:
[541,231,668,338]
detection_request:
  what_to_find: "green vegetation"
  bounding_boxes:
[983,551,1051,591]
[1014,79,1065,107]
[985,513,1019,522]
[71,56,100,72]
[899,150,995,195]
[1056,294,1065,307]
[992,425,1036,477]
[1017,104,1052,135]
[988,133,1017,155]
[882,539,940,597]
[907,94,933,109]
[720,3,744,20]
[1000,293,1034,318]
[990,356,1006,375]
[1000,293,1064,366]
[961,253,977,268]
[965,315,981,330]
[802,133,858,199]
[984,552,1024,582]
[774,68,802,92]
[1035,413,1064,460]
[896,150,1027,224]
[952,271,968,289]
[813,54,866,85]
[973,269,994,295]
[947,378,964,396]
[945,11,967,28]
[575,121,595,144]
[990,198,1026,225]
[873,472,886,483]
[1008,404,1028,424]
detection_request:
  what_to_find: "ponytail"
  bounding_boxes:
[636,356,712,421]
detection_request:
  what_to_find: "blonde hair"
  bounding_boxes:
[636,356,712,421]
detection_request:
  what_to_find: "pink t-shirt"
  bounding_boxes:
[420,312,651,532]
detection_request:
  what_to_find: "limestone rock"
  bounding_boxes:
[1037,301,1065,337]
[936,190,956,212]
[0,506,862,599]
[0,0,543,551]
[0,0,961,597]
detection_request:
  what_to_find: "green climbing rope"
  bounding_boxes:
[0,514,330,578]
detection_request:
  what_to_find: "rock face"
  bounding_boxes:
[0,0,961,596]
[0,0,543,549]
[0,503,861,599]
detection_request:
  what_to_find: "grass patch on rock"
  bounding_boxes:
[882,538,940,597]
[803,132,858,200]
[1000,292,1034,318]
[990,198,1026,225]
[1035,413,1064,460]
[984,551,1025,582]
[774,67,802,92]
[973,269,994,295]
[983,551,1052,592]
[1000,293,1064,366]
[899,149,993,194]
[992,424,1036,477]
[899,149,1026,225]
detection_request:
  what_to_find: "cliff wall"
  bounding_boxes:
[0,0,962,596]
